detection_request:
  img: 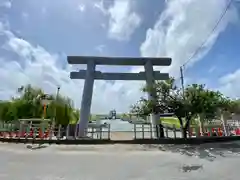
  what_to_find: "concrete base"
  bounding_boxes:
[150,114,158,138]
[1,136,240,145]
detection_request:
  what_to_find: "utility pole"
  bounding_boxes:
[54,86,60,126]
[180,66,185,98]
[55,86,60,108]
[56,86,60,100]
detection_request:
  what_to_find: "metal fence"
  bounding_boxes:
[0,123,182,140]
[0,121,240,140]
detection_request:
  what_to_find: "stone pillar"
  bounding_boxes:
[222,112,231,136]
[144,60,158,138]
[78,60,95,137]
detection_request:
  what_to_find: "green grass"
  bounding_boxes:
[69,119,78,124]
[160,117,200,129]
[161,117,181,128]
[160,117,220,130]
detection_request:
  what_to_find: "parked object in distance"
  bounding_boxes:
[105,109,117,120]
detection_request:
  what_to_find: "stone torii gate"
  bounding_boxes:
[68,56,172,137]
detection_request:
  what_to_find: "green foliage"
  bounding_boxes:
[184,84,222,120]
[0,85,79,125]
[131,77,239,138]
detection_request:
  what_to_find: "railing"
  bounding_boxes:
[0,122,240,141]
[0,122,111,140]
[133,124,180,139]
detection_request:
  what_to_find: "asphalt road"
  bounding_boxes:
[0,142,240,180]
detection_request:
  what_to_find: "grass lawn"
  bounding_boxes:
[161,117,181,128]
[160,117,214,130]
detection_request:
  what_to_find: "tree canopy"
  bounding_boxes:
[0,85,79,125]
[131,77,240,138]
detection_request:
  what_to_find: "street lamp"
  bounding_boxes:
[57,86,60,99]
[40,94,53,120]
[55,86,60,122]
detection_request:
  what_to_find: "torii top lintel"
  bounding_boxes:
[67,56,172,66]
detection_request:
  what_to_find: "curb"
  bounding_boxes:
[1,136,240,145]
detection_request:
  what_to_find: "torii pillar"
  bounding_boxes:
[78,60,95,137]
[144,60,158,137]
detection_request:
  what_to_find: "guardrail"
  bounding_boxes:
[0,122,240,141]
[0,123,111,140]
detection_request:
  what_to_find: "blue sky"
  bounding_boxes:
[0,0,240,113]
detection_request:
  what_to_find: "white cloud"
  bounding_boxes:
[95,44,106,53]
[0,21,143,113]
[22,12,29,20]
[94,0,141,41]
[0,1,11,9]
[107,0,141,41]
[218,69,240,98]
[138,0,238,76]
[93,0,107,15]
[0,0,239,114]
[77,4,85,12]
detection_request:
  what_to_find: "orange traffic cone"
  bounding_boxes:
[21,130,25,137]
[189,127,193,137]
[39,128,43,138]
[29,128,34,137]
[44,129,50,138]
[235,128,240,135]
[218,128,223,136]
[3,132,7,138]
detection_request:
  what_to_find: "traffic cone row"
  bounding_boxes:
[212,128,223,136]
[235,128,240,135]
[200,128,223,137]
[189,127,225,137]
[0,128,51,138]
[0,131,17,138]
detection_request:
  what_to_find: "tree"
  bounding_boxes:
[0,85,79,125]
[163,86,191,138]
[131,78,226,138]
[228,99,240,114]
[184,84,224,134]
[131,77,177,138]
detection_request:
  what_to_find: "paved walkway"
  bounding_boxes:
[0,142,240,179]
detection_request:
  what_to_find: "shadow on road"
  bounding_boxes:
[26,144,48,150]
[180,164,203,173]
[145,141,240,161]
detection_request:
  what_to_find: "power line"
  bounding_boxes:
[178,0,232,92]
[182,0,232,68]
